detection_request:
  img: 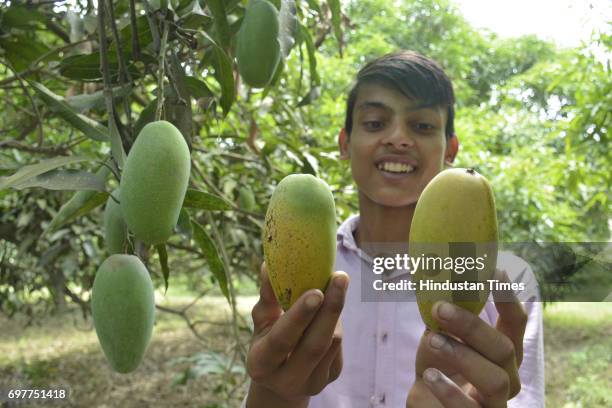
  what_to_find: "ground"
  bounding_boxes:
[0,297,610,407]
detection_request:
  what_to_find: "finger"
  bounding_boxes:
[423,368,481,408]
[424,331,510,405]
[406,379,445,408]
[259,262,281,308]
[280,272,349,378]
[432,301,519,371]
[251,263,282,334]
[493,270,528,366]
[305,336,342,395]
[248,288,324,380]
[328,319,344,382]
[328,340,343,382]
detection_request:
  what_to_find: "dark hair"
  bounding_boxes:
[344,50,455,139]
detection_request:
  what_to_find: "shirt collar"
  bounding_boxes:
[337,214,375,264]
[337,214,414,281]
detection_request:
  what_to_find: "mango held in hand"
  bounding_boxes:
[103,189,129,254]
[263,174,336,310]
[236,0,281,88]
[409,168,498,332]
[120,121,190,245]
[92,255,155,373]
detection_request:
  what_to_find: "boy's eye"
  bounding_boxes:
[363,120,384,131]
[415,122,434,131]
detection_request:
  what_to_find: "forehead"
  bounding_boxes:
[354,82,446,118]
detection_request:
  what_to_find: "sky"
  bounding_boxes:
[454,0,611,48]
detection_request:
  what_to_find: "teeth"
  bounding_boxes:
[377,162,414,173]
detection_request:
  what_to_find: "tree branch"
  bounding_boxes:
[44,19,70,44]
[106,0,133,133]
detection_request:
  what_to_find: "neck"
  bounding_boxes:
[354,193,416,249]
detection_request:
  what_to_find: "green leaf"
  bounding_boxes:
[176,208,193,239]
[165,52,193,149]
[207,0,231,49]
[184,76,214,99]
[57,53,145,82]
[0,156,92,191]
[134,98,159,137]
[177,0,212,30]
[1,5,46,29]
[296,85,321,107]
[305,0,322,16]
[191,220,230,303]
[0,36,50,72]
[302,152,319,176]
[183,189,231,211]
[41,163,111,236]
[213,46,235,116]
[278,0,298,58]
[298,23,320,86]
[108,118,126,168]
[30,82,109,142]
[157,243,170,293]
[43,190,110,236]
[66,86,131,112]
[327,0,343,56]
[115,15,154,57]
[200,31,235,116]
[10,169,106,191]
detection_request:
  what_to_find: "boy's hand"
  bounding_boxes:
[246,263,349,407]
[406,271,528,408]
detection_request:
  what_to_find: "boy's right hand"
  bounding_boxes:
[246,263,349,407]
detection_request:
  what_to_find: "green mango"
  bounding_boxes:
[92,255,155,373]
[263,174,336,310]
[236,0,281,88]
[120,121,191,245]
[409,168,498,332]
[103,189,129,254]
[238,187,256,212]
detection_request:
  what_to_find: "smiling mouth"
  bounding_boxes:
[376,162,416,174]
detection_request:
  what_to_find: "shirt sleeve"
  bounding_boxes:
[501,253,546,408]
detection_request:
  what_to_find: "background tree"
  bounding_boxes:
[0,0,609,379]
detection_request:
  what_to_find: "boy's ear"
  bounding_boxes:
[338,128,350,160]
[445,134,459,165]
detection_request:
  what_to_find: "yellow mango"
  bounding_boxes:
[263,174,336,310]
[409,168,498,331]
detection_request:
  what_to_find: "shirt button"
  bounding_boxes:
[369,395,377,407]
[381,332,388,343]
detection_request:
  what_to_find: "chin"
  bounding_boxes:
[365,189,419,208]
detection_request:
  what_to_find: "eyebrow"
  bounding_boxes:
[356,100,438,113]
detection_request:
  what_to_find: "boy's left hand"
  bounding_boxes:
[406,271,528,407]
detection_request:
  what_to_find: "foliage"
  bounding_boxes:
[0,0,609,326]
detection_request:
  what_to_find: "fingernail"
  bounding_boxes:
[423,368,440,383]
[305,293,323,310]
[430,333,446,349]
[334,274,348,290]
[436,301,455,320]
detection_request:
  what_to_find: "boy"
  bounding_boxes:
[243,51,544,407]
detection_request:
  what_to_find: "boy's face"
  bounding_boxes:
[339,83,457,208]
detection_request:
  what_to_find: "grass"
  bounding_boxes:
[0,285,258,408]
[0,296,610,407]
[543,302,612,408]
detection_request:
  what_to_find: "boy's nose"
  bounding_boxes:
[383,125,415,148]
